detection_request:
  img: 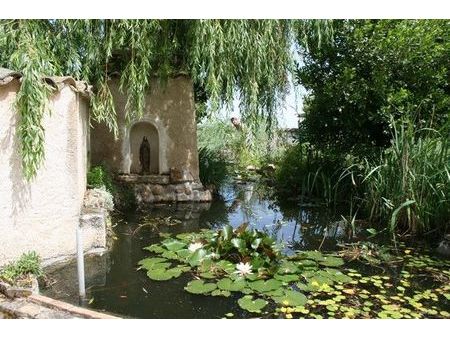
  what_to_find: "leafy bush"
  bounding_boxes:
[297,20,449,156]
[275,143,353,206]
[198,147,230,192]
[276,117,450,237]
[0,251,43,284]
[87,165,115,194]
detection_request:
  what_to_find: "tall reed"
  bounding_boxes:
[360,117,450,235]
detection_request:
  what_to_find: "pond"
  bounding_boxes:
[41,181,450,319]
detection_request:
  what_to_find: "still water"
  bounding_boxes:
[41,182,449,318]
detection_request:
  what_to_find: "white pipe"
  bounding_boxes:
[76,225,86,299]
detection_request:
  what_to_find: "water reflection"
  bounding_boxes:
[42,181,354,318]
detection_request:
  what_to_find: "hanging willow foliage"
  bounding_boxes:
[0,19,332,179]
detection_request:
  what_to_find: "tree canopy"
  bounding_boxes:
[296,19,449,156]
[0,19,331,179]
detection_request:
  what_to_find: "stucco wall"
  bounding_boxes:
[0,79,89,266]
[90,75,200,180]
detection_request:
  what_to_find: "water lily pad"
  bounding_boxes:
[272,290,307,306]
[217,278,246,291]
[138,257,167,269]
[144,244,165,253]
[184,280,217,294]
[237,295,268,313]
[177,265,191,272]
[319,256,345,267]
[147,267,181,281]
[323,269,353,283]
[277,261,299,274]
[162,239,186,251]
[263,289,285,297]
[140,258,171,271]
[249,279,282,293]
[211,289,231,297]
[296,259,318,268]
[162,250,179,260]
[215,260,236,274]
[298,251,324,261]
[176,249,191,259]
[326,304,339,312]
[176,233,194,241]
[199,272,216,279]
[274,274,299,283]
[187,249,208,267]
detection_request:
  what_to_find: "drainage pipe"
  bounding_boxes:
[76,225,86,300]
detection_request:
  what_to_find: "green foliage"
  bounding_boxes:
[274,143,353,205]
[357,117,450,234]
[237,295,268,313]
[184,280,217,294]
[0,19,332,179]
[87,165,115,194]
[138,227,450,318]
[0,251,43,284]
[198,147,230,192]
[297,19,449,156]
[208,224,282,270]
[277,19,450,237]
[198,117,289,172]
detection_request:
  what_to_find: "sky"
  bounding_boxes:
[217,81,306,129]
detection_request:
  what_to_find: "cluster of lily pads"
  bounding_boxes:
[138,225,450,319]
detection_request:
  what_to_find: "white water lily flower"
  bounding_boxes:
[235,262,253,276]
[208,252,220,260]
[188,242,203,252]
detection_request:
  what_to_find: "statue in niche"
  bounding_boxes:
[139,136,151,174]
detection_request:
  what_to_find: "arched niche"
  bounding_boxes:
[129,122,159,174]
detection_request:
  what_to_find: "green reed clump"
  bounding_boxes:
[358,117,450,235]
[275,116,450,237]
[275,143,355,207]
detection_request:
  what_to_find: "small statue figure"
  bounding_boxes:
[231,117,242,130]
[139,136,151,174]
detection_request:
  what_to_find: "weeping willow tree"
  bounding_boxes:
[0,19,332,179]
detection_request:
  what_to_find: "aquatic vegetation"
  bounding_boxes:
[137,224,450,318]
[235,262,253,276]
[338,241,402,266]
[237,296,268,313]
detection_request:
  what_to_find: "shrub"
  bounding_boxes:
[87,165,115,194]
[198,147,230,192]
[276,116,450,237]
[0,251,43,284]
[274,143,353,206]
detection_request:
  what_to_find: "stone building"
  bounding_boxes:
[0,68,104,266]
[90,75,211,205]
[0,68,210,266]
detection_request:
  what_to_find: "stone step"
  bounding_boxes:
[116,174,170,185]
